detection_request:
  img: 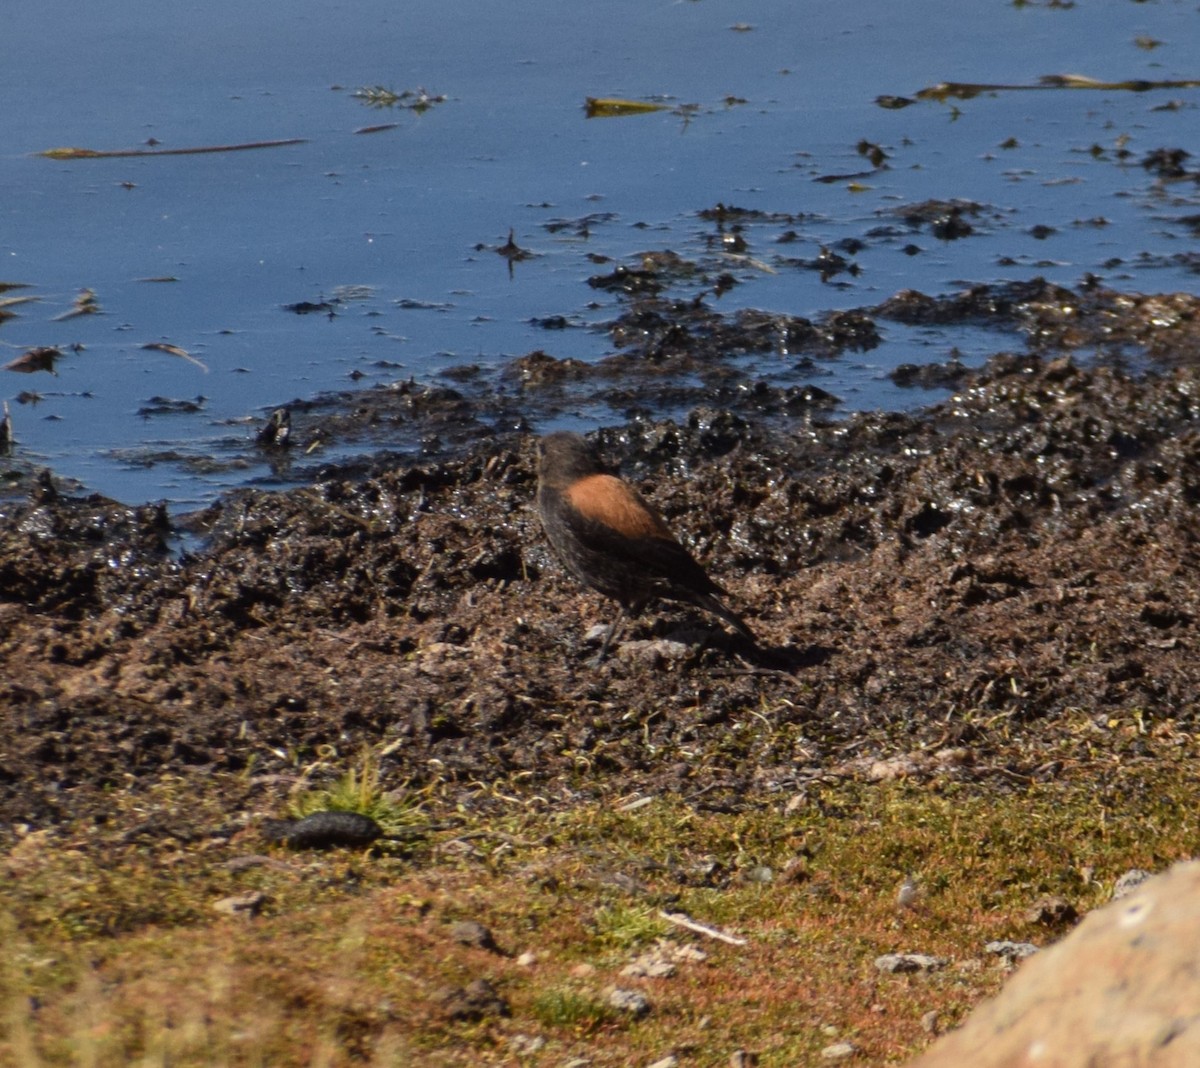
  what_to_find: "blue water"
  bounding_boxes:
[2,0,1198,504]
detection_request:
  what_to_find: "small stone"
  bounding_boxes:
[622,951,676,979]
[1024,895,1077,926]
[821,1040,859,1060]
[515,950,537,967]
[645,1057,678,1068]
[212,890,266,918]
[921,1010,940,1035]
[618,638,692,664]
[984,940,1040,964]
[874,953,947,974]
[932,747,970,768]
[222,854,277,873]
[419,641,464,665]
[262,810,382,850]
[508,1033,545,1057]
[606,986,652,1017]
[669,942,707,963]
[867,756,922,781]
[784,794,807,816]
[1111,868,1152,900]
[896,875,921,909]
[450,920,503,954]
[781,856,810,884]
[438,978,510,1022]
[223,854,302,868]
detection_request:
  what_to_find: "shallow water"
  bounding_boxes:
[2,0,1198,505]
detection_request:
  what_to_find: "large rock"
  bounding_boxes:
[909,861,1200,1067]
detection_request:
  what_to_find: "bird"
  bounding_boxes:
[535,430,756,662]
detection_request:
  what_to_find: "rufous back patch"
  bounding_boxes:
[565,474,674,540]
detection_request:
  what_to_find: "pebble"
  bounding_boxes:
[450,919,503,954]
[622,955,676,979]
[262,810,382,850]
[1024,894,1077,926]
[1111,868,1153,900]
[438,978,510,1022]
[866,755,923,781]
[212,890,266,918]
[223,854,296,873]
[874,953,947,974]
[622,940,706,978]
[618,638,693,664]
[508,1033,545,1057]
[896,874,921,909]
[820,1040,859,1060]
[606,986,652,1017]
[984,940,1040,963]
[742,865,774,884]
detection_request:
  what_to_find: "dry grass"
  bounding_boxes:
[2,730,1196,1067]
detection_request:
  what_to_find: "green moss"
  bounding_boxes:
[530,987,619,1030]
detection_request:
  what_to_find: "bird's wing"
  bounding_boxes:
[563,474,674,540]
[558,480,723,596]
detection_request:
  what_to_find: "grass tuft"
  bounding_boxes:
[530,987,618,1031]
[288,748,425,837]
[590,904,668,951]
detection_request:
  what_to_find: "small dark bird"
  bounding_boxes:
[536,430,756,661]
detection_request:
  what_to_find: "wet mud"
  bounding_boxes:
[3,277,1200,849]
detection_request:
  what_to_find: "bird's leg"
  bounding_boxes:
[591,607,626,665]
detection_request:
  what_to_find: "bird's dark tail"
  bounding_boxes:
[695,592,758,647]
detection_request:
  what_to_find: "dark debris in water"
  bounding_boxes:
[1141,147,1193,180]
[542,211,619,237]
[6,262,1200,504]
[350,86,446,113]
[890,357,969,390]
[256,407,291,449]
[284,299,337,317]
[874,277,1200,363]
[4,347,62,375]
[496,229,534,264]
[910,74,1200,105]
[137,396,206,417]
[890,199,986,241]
[697,203,807,226]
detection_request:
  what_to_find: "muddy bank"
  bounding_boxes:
[3,307,1200,846]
